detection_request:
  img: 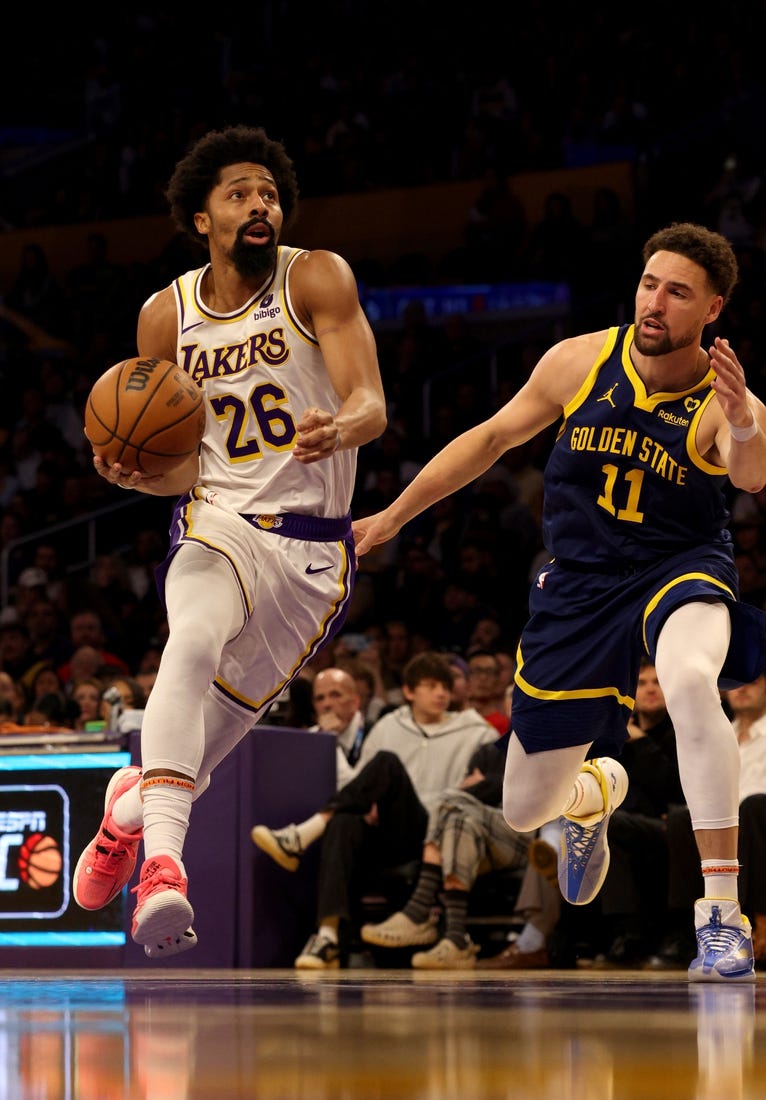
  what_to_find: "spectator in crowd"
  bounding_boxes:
[476,824,564,969]
[100,673,148,732]
[70,676,107,731]
[251,651,497,968]
[0,669,28,724]
[360,735,533,969]
[28,543,67,610]
[27,663,67,709]
[446,654,472,713]
[307,666,368,788]
[22,596,74,670]
[466,650,509,735]
[62,646,115,692]
[0,622,35,684]
[24,689,73,729]
[335,654,390,731]
[56,609,130,683]
[11,567,54,627]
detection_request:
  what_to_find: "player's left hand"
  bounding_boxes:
[293,406,340,464]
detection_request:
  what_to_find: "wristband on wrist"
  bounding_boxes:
[728,417,759,442]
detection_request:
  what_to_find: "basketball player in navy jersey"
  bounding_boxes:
[73,125,386,957]
[354,222,766,982]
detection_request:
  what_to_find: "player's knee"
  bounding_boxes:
[502,791,540,834]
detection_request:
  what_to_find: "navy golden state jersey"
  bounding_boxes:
[542,324,732,565]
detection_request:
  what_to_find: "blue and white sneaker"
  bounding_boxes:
[688,899,755,983]
[559,757,628,905]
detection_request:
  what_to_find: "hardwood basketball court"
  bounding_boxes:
[1,967,762,1098]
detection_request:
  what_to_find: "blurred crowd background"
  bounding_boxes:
[2,7,766,729]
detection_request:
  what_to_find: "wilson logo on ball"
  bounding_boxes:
[125,357,164,393]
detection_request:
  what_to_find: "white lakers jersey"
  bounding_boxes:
[172,246,356,517]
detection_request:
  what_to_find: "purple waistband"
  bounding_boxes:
[240,512,352,542]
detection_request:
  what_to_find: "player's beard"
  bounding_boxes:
[633,320,697,357]
[231,223,277,280]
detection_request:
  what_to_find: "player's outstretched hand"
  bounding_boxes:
[352,511,401,556]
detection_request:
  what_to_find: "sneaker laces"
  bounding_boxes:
[91,830,133,872]
[132,860,183,904]
[698,908,745,957]
[277,826,302,856]
[564,819,600,870]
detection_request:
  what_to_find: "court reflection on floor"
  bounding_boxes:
[0,973,761,1100]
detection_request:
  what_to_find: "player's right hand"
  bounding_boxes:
[93,455,144,490]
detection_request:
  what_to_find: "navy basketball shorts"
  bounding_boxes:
[510,542,750,757]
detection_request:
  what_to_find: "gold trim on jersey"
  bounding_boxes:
[177,497,254,616]
[281,249,319,347]
[189,264,276,324]
[556,327,621,441]
[212,539,353,713]
[642,571,735,652]
[513,648,636,710]
[686,390,727,475]
[621,326,716,412]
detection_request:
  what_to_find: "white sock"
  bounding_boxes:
[516,923,545,953]
[141,780,194,874]
[111,783,144,833]
[701,859,739,902]
[295,813,328,850]
[561,771,604,818]
[318,922,338,944]
[539,819,563,849]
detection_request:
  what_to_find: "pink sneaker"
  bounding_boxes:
[131,855,197,958]
[73,765,143,910]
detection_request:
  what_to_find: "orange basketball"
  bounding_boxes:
[18,833,63,890]
[84,357,205,477]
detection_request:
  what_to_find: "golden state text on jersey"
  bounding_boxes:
[542,323,731,564]
[172,246,355,518]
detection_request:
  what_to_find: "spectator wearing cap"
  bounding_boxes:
[12,566,50,624]
[30,543,66,609]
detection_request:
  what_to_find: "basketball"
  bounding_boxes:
[84,357,205,477]
[18,833,63,890]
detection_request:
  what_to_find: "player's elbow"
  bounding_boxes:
[363,404,387,445]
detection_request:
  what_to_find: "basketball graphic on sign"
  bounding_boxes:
[18,833,63,890]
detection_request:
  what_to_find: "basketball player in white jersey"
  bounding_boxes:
[73,125,386,957]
